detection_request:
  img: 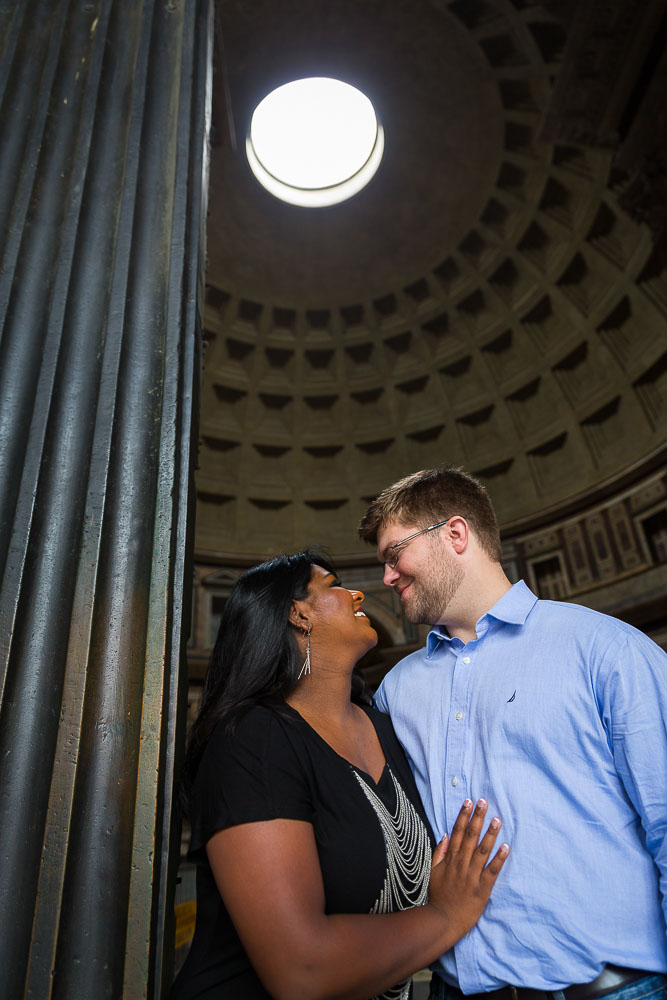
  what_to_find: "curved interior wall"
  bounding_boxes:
[188,466,667,701]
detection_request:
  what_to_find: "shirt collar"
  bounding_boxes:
[483,579,537,626]
[425,580,537,655]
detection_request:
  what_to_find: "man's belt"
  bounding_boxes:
[441,964,658,1000]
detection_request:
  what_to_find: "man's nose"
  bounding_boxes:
[382,563,400,586]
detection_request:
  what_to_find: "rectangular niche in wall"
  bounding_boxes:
[639,506,667,564]
[528,553,569,600]
[209,594,227,647]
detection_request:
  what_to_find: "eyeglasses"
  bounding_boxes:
[383,518,451,569]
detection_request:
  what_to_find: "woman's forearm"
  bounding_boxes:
[210,804,507,1000]
[265,902,455,1000]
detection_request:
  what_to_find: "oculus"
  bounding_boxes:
[247,77,384,207]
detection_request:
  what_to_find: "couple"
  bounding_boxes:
[172,466,667,1000]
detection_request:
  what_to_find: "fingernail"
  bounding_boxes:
[463,798,472,808]
[499,843,510,855]
[490,817,500,829]
[476,798,487,809]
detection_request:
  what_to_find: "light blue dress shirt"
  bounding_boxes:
[374,581,667,992]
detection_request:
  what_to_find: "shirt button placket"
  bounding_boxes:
[446,647,470,813]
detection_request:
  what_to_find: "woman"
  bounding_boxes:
[171,549,509,1000]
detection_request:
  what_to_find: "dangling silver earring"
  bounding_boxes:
[298,624,312,680]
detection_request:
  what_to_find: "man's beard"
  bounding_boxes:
[401,553,464,625]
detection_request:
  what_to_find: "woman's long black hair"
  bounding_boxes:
[180,548,369,814]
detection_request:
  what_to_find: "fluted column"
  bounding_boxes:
[0,0,212,996]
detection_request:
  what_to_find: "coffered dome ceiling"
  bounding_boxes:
[197,0,667,559]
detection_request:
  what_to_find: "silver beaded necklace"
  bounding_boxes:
[352,766,432,1000]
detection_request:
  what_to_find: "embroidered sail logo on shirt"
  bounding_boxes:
[507,690,516,702]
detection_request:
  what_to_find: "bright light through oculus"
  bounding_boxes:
[247,77,384,207]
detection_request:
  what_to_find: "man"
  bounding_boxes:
[359,465,667,1000]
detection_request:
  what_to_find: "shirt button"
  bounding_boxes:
[456,712,463,721]
[462,656,471,664]
[451,777,458,786]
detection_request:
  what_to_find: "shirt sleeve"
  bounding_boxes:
[373,678,389,714]
[188,706,315,857]
[597,625,667,934]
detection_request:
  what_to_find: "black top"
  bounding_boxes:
[171,702,433,1000]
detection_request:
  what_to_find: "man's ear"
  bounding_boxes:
[447,515,469,554]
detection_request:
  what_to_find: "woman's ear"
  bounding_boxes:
[288,601,309,631]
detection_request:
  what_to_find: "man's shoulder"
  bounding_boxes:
[385,644,429,678]
[532,596,645,636]
[527,596,667,667]
[375,645,429,707]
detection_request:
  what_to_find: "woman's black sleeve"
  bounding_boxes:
[189,707,314,857]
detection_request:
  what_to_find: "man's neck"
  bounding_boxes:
[436,567,513,644]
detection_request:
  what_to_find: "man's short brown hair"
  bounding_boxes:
[358,466,502,563]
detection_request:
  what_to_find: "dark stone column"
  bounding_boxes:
[0,0,212,996]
